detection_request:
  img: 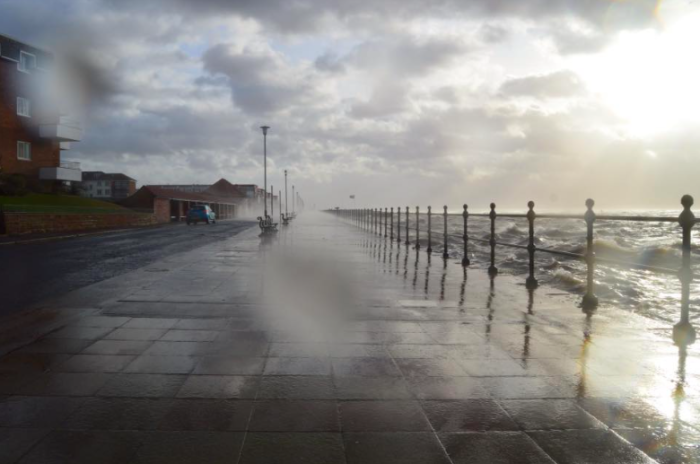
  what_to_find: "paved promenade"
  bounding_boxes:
[0,212,698,463]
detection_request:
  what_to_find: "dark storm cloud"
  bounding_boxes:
[314,52,345,73]
[499,70,587,99]
[479,24,510,44]
[104,0,658,34]
[347,36,471,77]
[202,43,324,115]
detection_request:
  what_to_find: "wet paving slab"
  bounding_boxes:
[0,214,698,462]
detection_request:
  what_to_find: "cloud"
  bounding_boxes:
[549,25,609,55]
[0,0,695,209]
[314,51,345,73]
[499,70,587,99]
[346,35,472,77]
[479,24,509,44]
[202,43,326,115]
[102,0,659,36]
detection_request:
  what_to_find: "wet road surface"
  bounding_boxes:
[0,220,255,317]
[1,213,697,463]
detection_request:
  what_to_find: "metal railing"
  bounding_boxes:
[328,195,698,347]
[60,161,81,170]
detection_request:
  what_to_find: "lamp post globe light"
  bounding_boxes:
[260,126,270,219]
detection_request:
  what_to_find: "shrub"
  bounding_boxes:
[0,174,28,196]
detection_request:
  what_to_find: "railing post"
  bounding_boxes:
[462,204,470,266]
[526,201,538,289]
[405,206,410,246]
[443,205,449,260]
[581,199,598,311]
[397,207,402,244]
[673,194,696,346]
[390,207,394,240]
[427,206,432,253]
[415,206,420,249]
[488,203,498,276]
[384,207,388,238]
[376,208,380,235]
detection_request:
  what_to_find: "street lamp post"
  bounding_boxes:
[260,126,270,219]
[284,170,288,219]
[292,185,295,216]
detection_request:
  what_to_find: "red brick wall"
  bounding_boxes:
[2,212,159,235]
[0,59,60,178]
[153,198,170,223]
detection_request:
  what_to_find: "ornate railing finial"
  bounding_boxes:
[397,206,402,244]
[427,206,433,253]
[405,206,410,246]
[415,206,420,249]
[384,207,388,238]
[390,207,394,240]
[443,206,449,259]
[674,194,696,346]
[462,204,470,266]
[582,198,598,311]
[526,201,537,289]
[488,203,498,276]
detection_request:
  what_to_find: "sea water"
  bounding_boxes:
[401,211,699,324]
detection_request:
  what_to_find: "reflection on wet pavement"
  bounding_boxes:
[0,212,698,463]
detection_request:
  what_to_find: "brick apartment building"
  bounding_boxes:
[0,33,82,190]
[81,171,137,200]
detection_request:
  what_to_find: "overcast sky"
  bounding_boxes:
[3,0,699,211]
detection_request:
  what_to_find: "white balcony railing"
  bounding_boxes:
[39,116,83,142]
[60,160,81,170]
[39,166,82,182]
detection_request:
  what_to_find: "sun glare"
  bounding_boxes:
[574,12,700,137]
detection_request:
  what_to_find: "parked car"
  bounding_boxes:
[186,205,216,225]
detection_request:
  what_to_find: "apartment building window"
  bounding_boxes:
[17,97,31,117]
[17,141,31,161]
[18,52,36,73]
